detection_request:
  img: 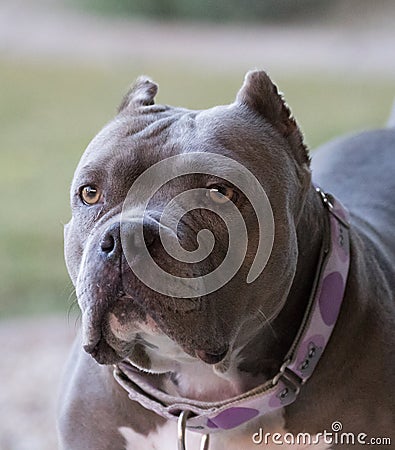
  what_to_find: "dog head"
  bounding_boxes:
[64,71,310,374]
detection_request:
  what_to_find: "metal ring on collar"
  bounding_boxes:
[177,410,210,450]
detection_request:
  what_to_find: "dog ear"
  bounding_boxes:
[118,76,158,112]
[236,70,309,165]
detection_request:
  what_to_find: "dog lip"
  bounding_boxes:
[195,347,229,365]
[83,341,99,355]
[84,337,123,365]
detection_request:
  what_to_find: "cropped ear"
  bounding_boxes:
[118,76,158,112]
[236,70,309,165]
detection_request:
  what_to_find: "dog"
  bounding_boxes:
[57,71,395,449]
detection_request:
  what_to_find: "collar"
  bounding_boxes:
[113,187,351,437]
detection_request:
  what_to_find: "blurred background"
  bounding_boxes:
[0,0,394,448]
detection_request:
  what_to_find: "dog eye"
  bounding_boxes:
[207,185,236,204]
[80,185,102,205]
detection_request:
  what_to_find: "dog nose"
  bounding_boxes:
[100,222,120,257]
[100,220,158,259]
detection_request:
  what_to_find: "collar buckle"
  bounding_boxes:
[280,367,304,397]
[315,185,334,210]
[316,186,350,228]
[272,359,304,403]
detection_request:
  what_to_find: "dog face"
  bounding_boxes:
[64,71,310,372]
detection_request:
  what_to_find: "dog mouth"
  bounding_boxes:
[77,247,231,367]
[80,293,151,365]
[82,332,158,366]
[80,293,230,368]
[83,324,229,369]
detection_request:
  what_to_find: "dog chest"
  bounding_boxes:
[118,409,332,450]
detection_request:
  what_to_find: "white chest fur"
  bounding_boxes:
[119,409,332,450]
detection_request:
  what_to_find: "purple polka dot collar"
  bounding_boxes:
[114,187,351,435]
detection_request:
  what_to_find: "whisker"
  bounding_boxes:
[64,282,83,328]
[256,308,278,340]
[74,312,82,331]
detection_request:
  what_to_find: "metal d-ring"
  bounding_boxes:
[177,410,190,450]
[200,433,210,450]
[177,410,210,450]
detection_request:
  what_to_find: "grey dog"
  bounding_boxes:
[57,71,395,449]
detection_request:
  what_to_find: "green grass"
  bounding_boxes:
[1,59,394,317]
